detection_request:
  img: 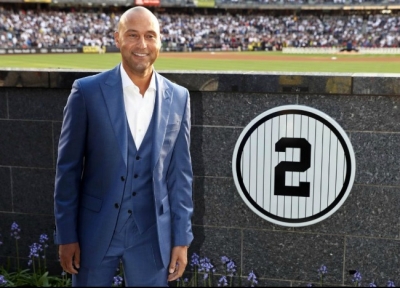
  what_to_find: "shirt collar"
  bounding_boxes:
[120,63,156,91]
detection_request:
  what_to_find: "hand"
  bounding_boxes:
[59,242,80,274]
[167,246,188,282]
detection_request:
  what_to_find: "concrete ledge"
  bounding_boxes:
[1,69,400,96]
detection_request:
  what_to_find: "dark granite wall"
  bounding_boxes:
[0,69,399,286]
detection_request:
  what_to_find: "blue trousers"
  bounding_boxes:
[72,220,168,287]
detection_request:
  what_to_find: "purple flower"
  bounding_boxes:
[28,242,43,262]
[11,222,21,240]
[221,256,237,277]
[190,253,200,268]
[221,256,229,264]
[352,271,362,286]
[307,284,313,287]
[387,280,396,287]
[318,265,328,276]
[218,275,228,287]
[247,270,258,287]
[369,283,377,287]
[198,257,214,272]
[0,275,7,285]
[0,233,3,246]
[39,234,49,248]
[227,260,236,276]
[198,257,215,280]
[113,275,123,287]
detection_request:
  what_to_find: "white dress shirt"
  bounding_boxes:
[120,64,156,150]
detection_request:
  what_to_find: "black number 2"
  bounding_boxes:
[274,138,311,197]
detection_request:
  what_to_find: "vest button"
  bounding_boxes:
[128,210,132,214]
[114,203,119,209]
[121,176,125,181]
[134,174,138,178]
[136,156,140,160]
[132,192,137,196]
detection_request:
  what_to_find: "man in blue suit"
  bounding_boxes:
[54,6,193,287]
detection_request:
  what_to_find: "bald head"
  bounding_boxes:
[114,6,162,79]
[117,6,160,34]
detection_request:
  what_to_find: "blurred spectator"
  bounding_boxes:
[0,6,399,50]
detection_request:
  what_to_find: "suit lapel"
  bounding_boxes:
[100,65,128,167]
[152,72,172,170]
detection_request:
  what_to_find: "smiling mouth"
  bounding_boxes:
[133,52,148,57]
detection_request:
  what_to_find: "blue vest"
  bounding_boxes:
[115,113,156,234]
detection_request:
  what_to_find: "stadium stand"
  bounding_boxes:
[0,0,399,52]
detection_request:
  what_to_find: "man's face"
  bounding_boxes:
[114,10,161,76]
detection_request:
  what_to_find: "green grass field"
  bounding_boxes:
[0,51,399,73]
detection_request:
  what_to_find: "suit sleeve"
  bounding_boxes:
[166,88,194,247]
[54,80,87,245]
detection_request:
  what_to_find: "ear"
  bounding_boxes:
[114,31,120,48]
[157,35,162,49]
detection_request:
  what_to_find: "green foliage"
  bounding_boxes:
[0,223,73,287]
[0,267,71,287]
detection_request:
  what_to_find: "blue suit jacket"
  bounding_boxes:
[54,65,194,268]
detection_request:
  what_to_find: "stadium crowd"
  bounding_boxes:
[0,6,399,51]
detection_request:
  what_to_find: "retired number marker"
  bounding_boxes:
[232,105,356,227]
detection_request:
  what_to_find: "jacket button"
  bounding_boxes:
[132,192,137,196]
[136,156,140,160]
[128,210,132,214]
[114,203,119,209]
[134,174,138,178]
[121,176,125,181]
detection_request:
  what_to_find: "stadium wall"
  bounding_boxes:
[0,46,120,55]
[0,69,399,286]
